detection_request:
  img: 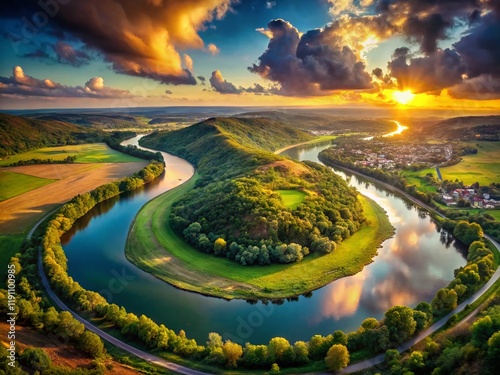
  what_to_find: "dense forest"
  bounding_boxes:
[0,114,103,157]
[141,117,365,265]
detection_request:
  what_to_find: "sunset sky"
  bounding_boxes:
[0,0,499,110]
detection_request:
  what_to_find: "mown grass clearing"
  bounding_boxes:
[440,141,500,185]
[126,173,394,299]
[401,168,439,194]
[277,189,307,209]
[0,170,55,201]
[0,143,143,166]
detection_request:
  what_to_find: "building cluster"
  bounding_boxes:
[441,188,499,208]
[342,143,453,170]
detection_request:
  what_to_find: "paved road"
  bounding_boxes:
[324,165,500,374]
[31,160,500,375]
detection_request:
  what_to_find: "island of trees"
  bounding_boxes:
[141,117,366,265]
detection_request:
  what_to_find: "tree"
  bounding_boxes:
[384,306,417,344]
[207,332,223,350]
[269,362,281,374]
[293,341,309,365]
[431,288,458,317]
[78,331,105,358]
[325,344,349,371]
[213,238,227,256]
[20,348,51,371]
[268,337,292,364]
[222,340,243,368]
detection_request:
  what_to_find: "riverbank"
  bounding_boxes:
[125,171,394,300]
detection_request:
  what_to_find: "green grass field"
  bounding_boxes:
[401,168,439,194]
[440,141,500,185]
[0,170,55,201]
[0,235,24,287]
[277,189,307,209]
[126,173,394,299]
[0,143,143,166]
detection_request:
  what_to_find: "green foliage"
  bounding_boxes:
[325,344,349,371]
[385,306,417,344]
[144,117,364,266]
[431,288,458,317]
[20,348,52,371]
[453,220,484,246]
[0,113,103,158]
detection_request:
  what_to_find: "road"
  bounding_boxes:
[31,158,500,375]
[323,165,500,374]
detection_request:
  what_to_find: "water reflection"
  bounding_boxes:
[61,137,467,344]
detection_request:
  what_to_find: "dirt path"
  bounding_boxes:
[0,162,147,234]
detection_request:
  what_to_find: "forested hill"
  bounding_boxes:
[140,117,313,182]
[141,117,366,266]
[0,113,101,157]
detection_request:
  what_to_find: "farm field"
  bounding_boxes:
[0,170,55,201]
[0,143,143,166]
[401,168,439,194]
[0,161,147,234]
[439,141,500,185]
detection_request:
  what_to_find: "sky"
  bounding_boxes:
[0,0,499,110]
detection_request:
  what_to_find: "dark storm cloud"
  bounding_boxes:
[453,12,500,78]
[0,0,233,85]
[448,75,500,100]
[249,19,373,96]
[387,47,466,93]
[375,0,485,54]
[54,41,91,67]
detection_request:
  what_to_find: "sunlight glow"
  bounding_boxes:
[393,90,415,105]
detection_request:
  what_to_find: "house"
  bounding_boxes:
[473,197,484,207]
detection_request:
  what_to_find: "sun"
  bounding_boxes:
[393,90,415,105]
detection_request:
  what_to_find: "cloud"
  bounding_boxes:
[209,70,242,94]
[1,0,233,85]
[183,54,194,72]
[453,12,500,79]
[328,0,375,16]
[197,75,206,85]
[54,41,91,67]
[249,19,373,96]
[376,0,488,54]
[0,66,132,98]
[165,89,173,95]
[265,1,276,9]
[448,75,500,100]
[205,43,220,55]
[387,47,466,93]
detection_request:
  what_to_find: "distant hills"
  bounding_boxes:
[141,116,313,182]
[0,113,101,158]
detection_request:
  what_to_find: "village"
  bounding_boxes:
[334,140,455,170]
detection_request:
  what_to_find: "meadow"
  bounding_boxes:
[126,173,394,300]
[277,189,307,209]
[0,143,143,166]
[440,141,500,185]
[0,170,55,201]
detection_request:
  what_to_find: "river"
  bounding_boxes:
[61,134,466,345]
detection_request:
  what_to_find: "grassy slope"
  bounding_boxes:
[0,113,101,157]
[0,170,56,201]
[0,234,24,287]
[439,141,500,185]
[126,173,394,299]
[277,189,307,209]
[0,143,143,166]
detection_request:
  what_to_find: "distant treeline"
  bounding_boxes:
[106,137,164,163]
[4,155,77,167]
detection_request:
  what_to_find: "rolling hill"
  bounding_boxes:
[0,113,102,158]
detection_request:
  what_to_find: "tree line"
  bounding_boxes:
[2,171,489,373]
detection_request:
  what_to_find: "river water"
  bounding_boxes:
[61,135,466,345]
